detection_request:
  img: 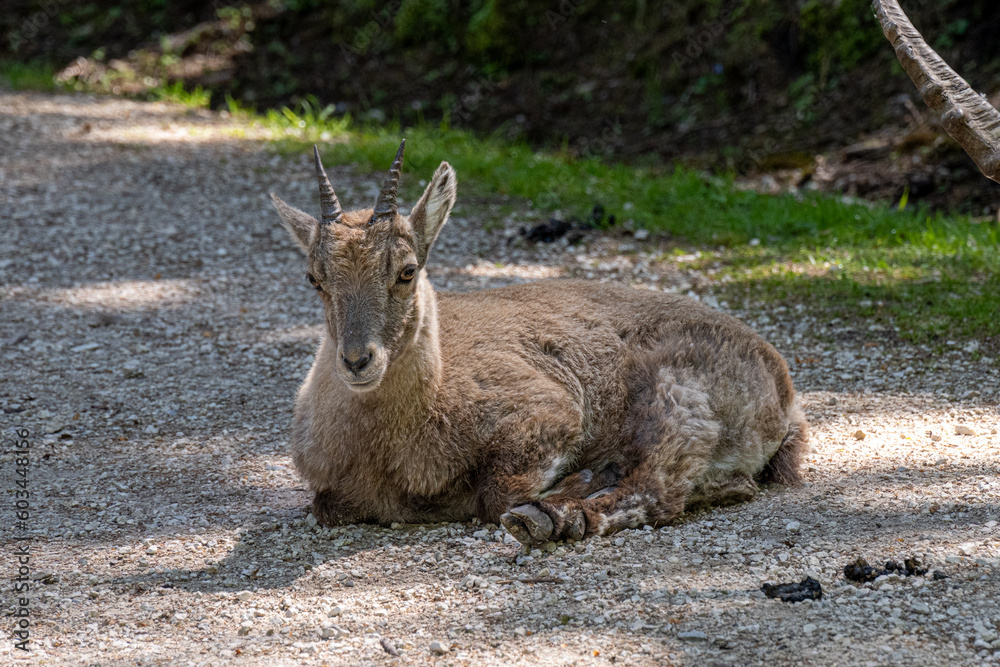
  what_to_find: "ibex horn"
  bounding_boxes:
[313,145,343,224]
[371,139,405,224]
[873,0,1000,183]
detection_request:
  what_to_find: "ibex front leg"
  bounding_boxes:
[501,372,721,545]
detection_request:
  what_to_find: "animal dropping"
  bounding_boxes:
[761,577,822,603]
[269,140,810,545]
[843,556,927,583]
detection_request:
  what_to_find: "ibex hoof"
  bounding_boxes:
[500,504,554,545]
[565,511,586,541]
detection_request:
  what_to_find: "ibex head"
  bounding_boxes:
[874,0,1000,183]
[270,140,457,392]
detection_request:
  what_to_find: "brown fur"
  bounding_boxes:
[270,153,810,544]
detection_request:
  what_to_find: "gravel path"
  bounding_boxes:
[1,90,999,666]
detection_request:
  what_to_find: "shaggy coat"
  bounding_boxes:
[271,147,808,545]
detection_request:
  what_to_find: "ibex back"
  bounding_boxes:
[270,142,809,545]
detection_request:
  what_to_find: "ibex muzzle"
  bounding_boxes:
[333,286,387,389]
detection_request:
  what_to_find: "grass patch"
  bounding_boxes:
[0,60,59,91]
[714,245,999,342]
[149,81,211,109]
[0,60,210,109]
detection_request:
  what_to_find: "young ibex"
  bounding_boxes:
[269,143,809,546]
[873,0,1000,183]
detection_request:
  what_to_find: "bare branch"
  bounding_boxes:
[873,0,1000,183]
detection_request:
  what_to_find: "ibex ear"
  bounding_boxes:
[408,162,457,267]
[270,193,319,254]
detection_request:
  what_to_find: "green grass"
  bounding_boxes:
[230,97,999,343]
[0,60,210,109]
[149,81,211,108]
[0,60,59,91]
[710,245,999,343]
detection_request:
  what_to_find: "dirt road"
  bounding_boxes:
[1,91,998,666]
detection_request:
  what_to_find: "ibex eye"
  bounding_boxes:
[307,273,322,291]
[398,265,417,283]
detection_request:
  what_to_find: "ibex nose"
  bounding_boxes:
[342,347,374,374]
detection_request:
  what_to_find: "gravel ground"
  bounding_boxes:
[1,90,999,666]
